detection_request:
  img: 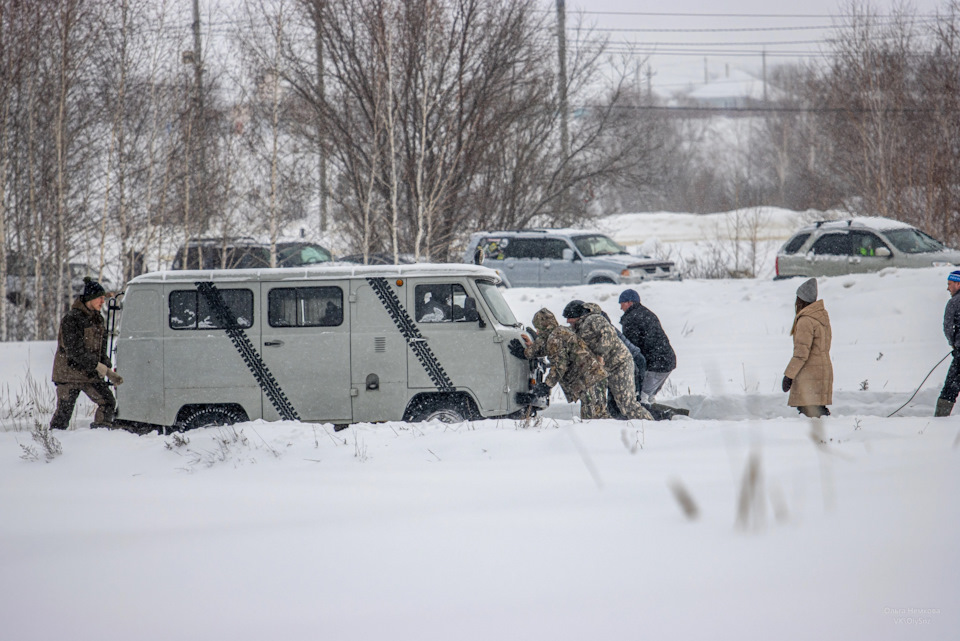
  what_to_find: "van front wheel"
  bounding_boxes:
[176,405,248,431]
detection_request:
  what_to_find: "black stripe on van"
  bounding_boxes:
[366,277,455,393]
[196,282,301,421]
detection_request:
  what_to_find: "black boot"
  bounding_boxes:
[935,398,954,417]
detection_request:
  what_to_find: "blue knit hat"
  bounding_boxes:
[948,270,960,283]
[618,289,640,304]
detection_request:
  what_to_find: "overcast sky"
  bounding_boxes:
[557,0,950,90]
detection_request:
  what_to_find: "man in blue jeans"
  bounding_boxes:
[936,270,960,416]
[618,289,676,403]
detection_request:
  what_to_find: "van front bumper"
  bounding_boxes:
[515,392,549,408]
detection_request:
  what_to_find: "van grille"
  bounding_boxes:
[374,337,386,352]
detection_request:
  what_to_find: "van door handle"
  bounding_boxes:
[264,340,284,347]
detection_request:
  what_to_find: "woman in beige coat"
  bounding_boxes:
[782,278,833,418]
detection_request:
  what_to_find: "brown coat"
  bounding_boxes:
[784,299,833,407]
[52,299,109,384]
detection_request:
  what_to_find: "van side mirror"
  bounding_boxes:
[463,296,480,323]
[562,248,574,261]
[875,246,891,258]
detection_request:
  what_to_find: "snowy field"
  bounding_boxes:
[2,212,959,640]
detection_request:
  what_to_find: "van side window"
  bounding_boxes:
[268,287,343,327]
[169,289,254,330]
[415,284,469,323]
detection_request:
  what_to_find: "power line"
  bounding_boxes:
[576,10,945,19]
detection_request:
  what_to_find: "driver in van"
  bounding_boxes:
[418,286,451,322]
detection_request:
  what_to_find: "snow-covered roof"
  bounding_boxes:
[128,262,501,285]
[801,216,916,232]
[471,228,609,238]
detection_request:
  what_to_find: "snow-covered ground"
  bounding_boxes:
[2,213,959,640]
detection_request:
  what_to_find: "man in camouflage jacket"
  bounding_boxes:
[565,301,652,421]
[521,308,609,419]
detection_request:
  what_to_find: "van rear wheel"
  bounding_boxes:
[407,396,475,423]
[176,405,248,431]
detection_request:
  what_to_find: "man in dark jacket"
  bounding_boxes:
[936,270,960,416]
[50,277,122,429]
[618,289,676,403]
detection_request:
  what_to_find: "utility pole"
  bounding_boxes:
[556,0,569,216]
[762,49,768,102]
[316,23,327,232]
[191,0,207,215]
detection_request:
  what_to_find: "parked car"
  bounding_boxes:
[337,253,416,265]
[774,217,960,279]
[171,237,334,270]
[6,253,117,307]
[462,229,679,288]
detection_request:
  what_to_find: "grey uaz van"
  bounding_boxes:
[111,264,543,431]
[463,229,679,287]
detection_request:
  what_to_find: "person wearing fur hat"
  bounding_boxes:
[782,277,833,418]
[50,276,123,429]
[935,270,960,416]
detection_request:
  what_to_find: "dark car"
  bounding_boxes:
[6,253,118,307]
[171,238,334,270]
[337,253,416,265]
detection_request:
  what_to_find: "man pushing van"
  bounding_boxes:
[50,277,123,430]
[511,308,610,419]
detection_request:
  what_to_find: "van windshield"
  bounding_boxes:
[572,234,628,257]
[882,228,945,254]
[476,280,519,326]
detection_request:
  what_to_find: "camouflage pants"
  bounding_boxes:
[607,362,652,420]
[579,381,610,420]
[50,381,116,429]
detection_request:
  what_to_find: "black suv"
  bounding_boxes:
[171,238,334,270]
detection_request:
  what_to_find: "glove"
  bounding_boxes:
[96,362,124,385]
[782,376,792,393]
[531,382,551,397]
[508,338,527,360]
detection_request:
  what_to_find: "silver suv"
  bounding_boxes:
[775,217,960,279]
[6,253,117,307]
[463,229,679,288]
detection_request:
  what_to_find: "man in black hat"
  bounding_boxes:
[618,288,676,403]
[50,276,123,429]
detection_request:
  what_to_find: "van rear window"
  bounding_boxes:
[169,289,254,330]
[268,287,343,327]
